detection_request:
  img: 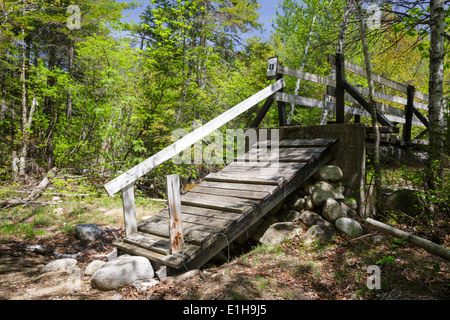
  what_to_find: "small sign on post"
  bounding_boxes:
[166,174,183,254]
[266,56,279,80]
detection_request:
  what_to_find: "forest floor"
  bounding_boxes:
[0,180,449,301]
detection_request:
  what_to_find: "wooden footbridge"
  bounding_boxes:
[104,54,433,272]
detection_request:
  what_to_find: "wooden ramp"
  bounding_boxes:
[113,138,338,271]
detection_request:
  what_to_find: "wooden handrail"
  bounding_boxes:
[104,78,285,197]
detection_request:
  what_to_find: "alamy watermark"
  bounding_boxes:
[171,122,279,172]
[67,5,81,30]
[366,265,381,290]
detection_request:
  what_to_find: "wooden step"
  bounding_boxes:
[189,185,272,201]
[138,216,217,245]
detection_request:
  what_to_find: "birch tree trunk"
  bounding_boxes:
[18,11,28,179]
[427,0,445,190]
[320,0,353,125]
[287,15,316,125]
[354,0,382,204]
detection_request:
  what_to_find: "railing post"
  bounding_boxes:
[277,72,287,126]
[167,174,183,254]
[335,53,345,124]
[403,85,415,144]
[122,184,137,236]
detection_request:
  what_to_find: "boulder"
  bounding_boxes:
[276,210,302,222]
[290,197,305,211]
[304,196,315,210]
[299,210,333,228]
[313,165,343,182]
[342,198,358,210]
[259,222,303,245]
[340,202,357,219]
[382,189,423,216]
[335,218,363,237]
[42,258,78,273]
[311,182,344,206]
[75,223,103,242]
[322,198,346,223]
[251,216,278,242]
[84,260,106,276]
[301,225,334,245]
[91,254,154,291]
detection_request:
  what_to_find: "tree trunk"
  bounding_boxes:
[287,14,316,125]
[19,19,28,179]
[427,0,445,190]
[355,0,382,205]
[67,39,74,119]
[320,0,353,125]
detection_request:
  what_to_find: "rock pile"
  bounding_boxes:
[245,164,364,246]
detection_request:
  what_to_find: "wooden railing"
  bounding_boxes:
[104,78,285,236]
[270,54,431,145]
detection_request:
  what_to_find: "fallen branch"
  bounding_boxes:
[27,167,57,200]
[0,167,57,208]
[365,218,450,261]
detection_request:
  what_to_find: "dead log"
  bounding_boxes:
[365,218,450,261]
[0,167,57,208]
[27,167,57,200]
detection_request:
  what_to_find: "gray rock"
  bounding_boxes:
[75,223,103,242]
[342,198,358,210]
[340,202,357,219]
[304,196,315,209]
[304,184,315,195]
[42,258,78,273]
[91,254,154,291]
[382,189,423,216]
[85,260,106,276]
[299,210,333,228]
[251,216,278,242]
[335,218,363,237]
[259,222,303,245]
[322,198,346,222]
[133,279,159,291]
[311,182,344,206]
[290,197,305,211]
[276,210,302,222]
[313,165,343,182]
[301,225,334,245]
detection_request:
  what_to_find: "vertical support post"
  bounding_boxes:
[167,174,183,254]
[335,53,345,124]
[403,85,415,144]
[277,73,287,126]
[122,184,137,236]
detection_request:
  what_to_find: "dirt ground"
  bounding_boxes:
[1,222,448,301]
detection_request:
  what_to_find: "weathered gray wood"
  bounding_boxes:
[221,166,299,175]
[180,205,243,221]
[183,141,336,270]
[156,209,235,230]
[225,161,305,171]
[104,78,285,196]
[327,54,429,102]
[205,172,284,185]
[277,64,336,87]
[138,216,216,245]
[335,53,345,123]
[190,185,272,201]
[342,79,394,127]
[181,192,257,213]
[121,184,137,236]
[167,174,183,254]
[124,232,170,255]
[198,180,279,193]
